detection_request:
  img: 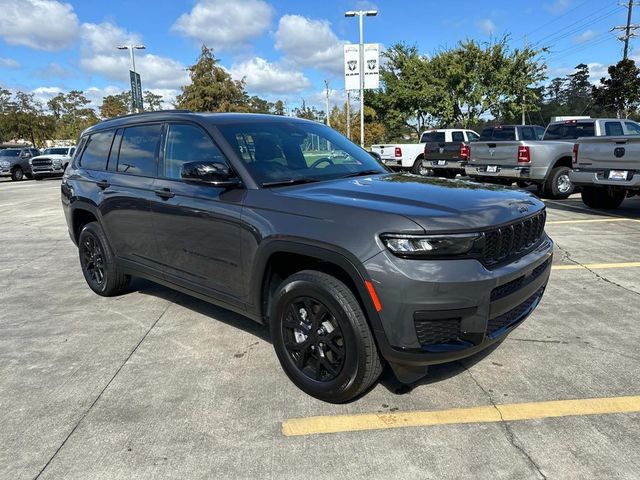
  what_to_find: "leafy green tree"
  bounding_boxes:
[247,95,273,113]
[593,59,640,118]
[143,90,163,111]
[273,100,286,115]
[1,91,55,146]
[100,92,130,118]
[176,45,249,112]
[47,90,99,139]
[293,100,324,122]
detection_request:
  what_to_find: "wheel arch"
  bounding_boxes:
[552,156,572,170]
[70,201,101,243]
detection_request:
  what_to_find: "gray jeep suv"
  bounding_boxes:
[61,111,553,402]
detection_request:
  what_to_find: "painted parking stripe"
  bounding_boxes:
[546,218,640,225]
[282,395,640,437]
[552,262,640,270]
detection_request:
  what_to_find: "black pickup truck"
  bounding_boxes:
[422,129,480,178]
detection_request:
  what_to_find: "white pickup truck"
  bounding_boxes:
[465,119,640,199]
[371,129,479,175]
[570,135,640,209]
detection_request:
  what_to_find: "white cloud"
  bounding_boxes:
[545,0,572,15]
[274,15,346,74]
[574,30,596,44]
[0,0,78,51]
[171,0,272,51]
[31,86,64,105]
[79,22,189,90]
[229,57,310,94]
[0,57,20,69]
[587,62,608,83]
[476,19,496,35]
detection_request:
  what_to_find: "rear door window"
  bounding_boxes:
[466,131,480,142]
[604,121,624,136]
[117,124,162,177]
[79,131,115,171]
[535,127,545,140]
[451,131,464,142]
[521,127,535,141]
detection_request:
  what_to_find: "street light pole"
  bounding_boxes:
[117,44,145,112]
[345,10,377,148]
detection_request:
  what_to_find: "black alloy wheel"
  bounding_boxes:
[80,233,105,289]
[282,296,345,382]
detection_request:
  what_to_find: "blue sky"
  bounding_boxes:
[0,0,632,112]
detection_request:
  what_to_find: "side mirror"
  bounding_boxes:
[21,152,31,158]
[181,161,241,188]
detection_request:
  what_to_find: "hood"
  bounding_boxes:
[276,173,544,232]
[31,154,68,160]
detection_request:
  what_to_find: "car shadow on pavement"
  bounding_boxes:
[131,278,271,343]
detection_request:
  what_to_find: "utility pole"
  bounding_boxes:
[117,44,145,113]
[324,80,330,127]
[612,0,639,60]
[346,91,351,140]
[345,10,378,148]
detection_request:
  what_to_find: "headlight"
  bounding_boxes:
[381,233,480,257]
[0,160,9,168]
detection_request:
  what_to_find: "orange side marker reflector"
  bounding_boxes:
[364,280,382,312]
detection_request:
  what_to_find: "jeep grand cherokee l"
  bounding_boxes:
[61,111,553,403]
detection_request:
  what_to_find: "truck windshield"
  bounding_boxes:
[420,131,445,142]
[217,121,387,186]
[479,127,516,141]
[44,148,69,155]
[543,122,595,140]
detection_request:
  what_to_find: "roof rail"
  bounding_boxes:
[107,109,193,121]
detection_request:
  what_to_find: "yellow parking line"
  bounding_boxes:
[547,218,640,225]
[282,395,640,437]
[552,262,640,270]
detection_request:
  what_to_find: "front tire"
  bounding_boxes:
[544,166,573,199]
[581,187,626,209]
[78,222,130,296]
[11,167,23,181]
[270,270,382,403]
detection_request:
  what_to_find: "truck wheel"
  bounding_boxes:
[270,270,382,403]
[516,180,530,188]
[78,222,131,296]
[411,157,428,175]
[581,187,626,210]
[545,166,573,199]
[11,167,23,181]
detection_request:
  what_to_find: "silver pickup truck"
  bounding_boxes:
[465,119,640,199]
[570,135,640,209]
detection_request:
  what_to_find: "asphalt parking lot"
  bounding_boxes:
[1,177,639,480]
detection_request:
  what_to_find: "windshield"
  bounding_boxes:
[0,149,21,157]
[543,122,595,140]
[217,120,387,186]
[44,148,69,155]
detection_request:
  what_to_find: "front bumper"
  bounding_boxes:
[364,235,553,368]
[32,167,65,177]
[570,168,640,189]
[465,164,548,181]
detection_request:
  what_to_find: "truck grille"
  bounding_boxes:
[482,211,546,266]
[31,158,53,167]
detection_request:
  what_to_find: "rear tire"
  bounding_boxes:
[11,167,23,181]
[270,270,382,403]
[411,157,426,175]
[78,222,130,296]
[581,187,626,210]
[544,166,573,199]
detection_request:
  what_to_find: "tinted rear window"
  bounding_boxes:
[452,131,464,142]
[79,131,115,170]
[479,127,516,141]
[543,122,595,140]
[420,131,445,142]
[604,121,624,136]
[117,124,161,177]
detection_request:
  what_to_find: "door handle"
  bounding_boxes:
[96,179,110,189]
[154,188,175,199]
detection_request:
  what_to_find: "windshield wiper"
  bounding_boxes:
[261,178,320,188]
[341,169,385,178]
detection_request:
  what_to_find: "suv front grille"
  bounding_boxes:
[415,318,460,346]
[490,259,551,301]
[31,158,52,167]
[487,287,544,338]
[482,211,546,266]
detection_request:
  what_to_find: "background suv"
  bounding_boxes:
[62,111,553,403]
